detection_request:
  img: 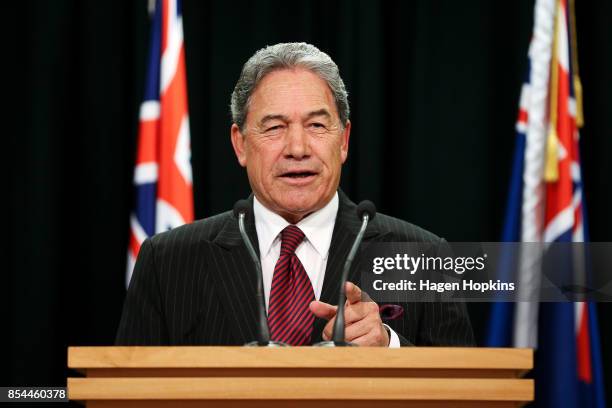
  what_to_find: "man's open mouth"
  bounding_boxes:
[280,171,317,179]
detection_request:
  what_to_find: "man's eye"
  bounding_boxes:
[265,125,283,132]
[308,123,327,132]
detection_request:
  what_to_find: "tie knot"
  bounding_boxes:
[280,225,305,254]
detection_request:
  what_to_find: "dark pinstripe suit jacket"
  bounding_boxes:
[116,191,475,346]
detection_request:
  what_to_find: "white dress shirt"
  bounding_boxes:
[253,192,400,347]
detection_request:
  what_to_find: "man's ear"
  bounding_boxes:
[230,124,247,167]
[340,120,351,164]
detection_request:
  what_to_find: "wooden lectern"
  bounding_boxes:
[68,347,533,407]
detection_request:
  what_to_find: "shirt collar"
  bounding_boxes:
[253,192,339,259]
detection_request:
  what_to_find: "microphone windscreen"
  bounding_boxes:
[356,200,376,221]
[233,199,251,218]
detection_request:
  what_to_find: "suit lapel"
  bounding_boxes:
[210,195,261,344]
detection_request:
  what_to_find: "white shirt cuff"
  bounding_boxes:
[383,324,400,348]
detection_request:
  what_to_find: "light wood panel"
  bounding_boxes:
[68,377,533,401]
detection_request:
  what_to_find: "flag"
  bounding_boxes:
[127,0,194,286]
[486,0,605,406]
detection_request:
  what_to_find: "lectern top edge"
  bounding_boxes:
[67,346,533,370]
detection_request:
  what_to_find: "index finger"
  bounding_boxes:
[309,300,338,320]
[345,281,363,304]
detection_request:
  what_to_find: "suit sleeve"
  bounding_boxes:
[386,295,474,346]
[416,301,475,346]
[115,238,169,345]
[394,329,414,347]
[416,238,475,346]
[381,238,475,347]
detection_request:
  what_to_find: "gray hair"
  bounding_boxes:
[230,42,350,131]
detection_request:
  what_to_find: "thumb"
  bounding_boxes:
[309,300,337,320]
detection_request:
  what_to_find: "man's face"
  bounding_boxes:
[231,68,350,223]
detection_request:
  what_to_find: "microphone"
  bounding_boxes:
[233,200,287,347]
[315,200,376,347]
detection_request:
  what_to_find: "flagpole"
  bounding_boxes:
[544,0,560,182]
[568,0,584,128]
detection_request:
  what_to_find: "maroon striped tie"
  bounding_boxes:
[267,225,315,345]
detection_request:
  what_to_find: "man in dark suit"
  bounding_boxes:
[116,42,474,347]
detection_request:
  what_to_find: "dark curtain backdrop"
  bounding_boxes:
[5,0,611,398]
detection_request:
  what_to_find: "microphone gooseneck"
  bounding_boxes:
[233,200,278,346]
[316,200,376,347]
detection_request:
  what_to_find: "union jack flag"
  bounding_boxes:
[486,0,605,406]
[127,0,194,286]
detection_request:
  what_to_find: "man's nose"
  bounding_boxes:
[284,125,311,159]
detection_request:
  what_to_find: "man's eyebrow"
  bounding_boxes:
[258,110,332,126]
[304,109,332,120]
[259,114,289,125]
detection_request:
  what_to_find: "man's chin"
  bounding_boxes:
[270,198,322,223]
[260,186,334,221]
[279,202,317,215]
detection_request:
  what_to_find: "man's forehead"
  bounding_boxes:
[254,70,332,97]
[247,69,339,122]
